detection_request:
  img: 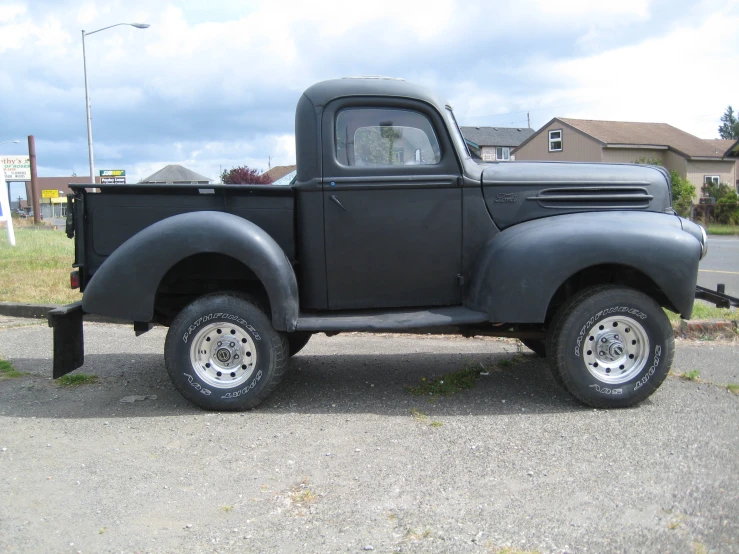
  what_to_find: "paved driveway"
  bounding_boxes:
[0,317,737,553]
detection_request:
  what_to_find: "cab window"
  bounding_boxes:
[335,108,441,167]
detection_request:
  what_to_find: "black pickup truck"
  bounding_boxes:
[51,77,716,411]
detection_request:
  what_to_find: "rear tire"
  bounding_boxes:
[164,293,288,411]
[521,339,546,358]
[548,285,673,408]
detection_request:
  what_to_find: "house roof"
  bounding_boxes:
[460,126,535,148]
[262,164,297,182]
[704,139,739,157]
[555,118,726,159]
[141,164,211,184]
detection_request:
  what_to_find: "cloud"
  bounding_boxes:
[0,0,736,191]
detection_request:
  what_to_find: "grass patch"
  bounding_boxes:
[407,365,481,397]
[430,421,444,428]
[289,479,317,505]
[58,373,99,386]
[727,384,739,395]
[665,302,737,323]
[706,224,739,236]
[410,408,428,422]
[220,505,233,512]
[0,227,79,304]
[0,359,23,378]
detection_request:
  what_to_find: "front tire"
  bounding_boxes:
[548,285,674,408]
[164,293,288,411]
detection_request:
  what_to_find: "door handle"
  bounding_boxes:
[330,194,347,212]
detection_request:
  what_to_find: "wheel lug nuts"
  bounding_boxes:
[599,351,605,356]
[601,338,607,343]
[217,342,222,347]
[615,335,619,340]
[230,342,234,347]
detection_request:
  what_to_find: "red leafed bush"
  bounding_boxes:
[220,166,273,184]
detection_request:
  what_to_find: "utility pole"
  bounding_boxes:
[28,135,40,225]
[527,112,531,129]
[268,155,272,169]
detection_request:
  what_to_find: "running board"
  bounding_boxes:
[295,306,488,332]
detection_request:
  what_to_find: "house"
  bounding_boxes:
[460,126,535,162]
[513,118,737,193]
[705,139,739,191]
[140,164,211,184]
[262,164,297,185]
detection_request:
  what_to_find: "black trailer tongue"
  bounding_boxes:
[695,284,739,309]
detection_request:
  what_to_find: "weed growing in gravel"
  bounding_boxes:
[679,370,701,381]
[727,384,739,395]
[410,408,428,421]
[407,365,481,397]
[221,505,233,512]
[58,373,99,386]
[0,359,23,378]
[98,527,107,535]
[430,421,444,428]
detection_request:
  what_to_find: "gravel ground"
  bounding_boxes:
[0,316,737,553]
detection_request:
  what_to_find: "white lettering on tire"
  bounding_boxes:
[183,313,261,343]
[221,370,263,399]
[589,384,623,395]
[183,373,212,395]
[633,345,662,391]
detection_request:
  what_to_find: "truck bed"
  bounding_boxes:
[69,184,295,284]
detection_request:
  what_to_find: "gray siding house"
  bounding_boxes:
[460,126,535,162]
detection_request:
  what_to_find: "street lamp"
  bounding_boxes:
[82,23,150,184]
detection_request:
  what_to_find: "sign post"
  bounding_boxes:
[0,172,16,246]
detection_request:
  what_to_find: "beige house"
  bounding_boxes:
[513,118,737,194]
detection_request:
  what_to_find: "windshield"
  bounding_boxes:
[446,107,470,159]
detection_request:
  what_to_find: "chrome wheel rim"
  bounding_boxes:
[189,322,258,388]
[582,316,649,384]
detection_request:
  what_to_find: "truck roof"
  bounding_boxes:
[301,77,449,111]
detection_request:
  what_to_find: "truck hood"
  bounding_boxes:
[481,162,672,229]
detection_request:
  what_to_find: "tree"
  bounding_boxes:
[220,165,273,184]
[633,156,696,217]
[718,105,739,139]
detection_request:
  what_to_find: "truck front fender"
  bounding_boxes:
[82,211,299,331]
[465,211,701,322]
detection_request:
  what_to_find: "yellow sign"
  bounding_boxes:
[42,189,59,198]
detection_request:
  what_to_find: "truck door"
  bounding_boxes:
[322,100,463,310]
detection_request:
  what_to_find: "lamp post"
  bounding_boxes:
[82,23,149,184]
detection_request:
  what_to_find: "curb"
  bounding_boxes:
[0,302,127,325]
[675,319,738,339]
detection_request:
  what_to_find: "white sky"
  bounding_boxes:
[1,0,737,198]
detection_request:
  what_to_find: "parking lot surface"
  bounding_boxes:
[0,317,737,553]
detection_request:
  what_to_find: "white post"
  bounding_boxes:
[0,173,16,246]
[82,30,96,185]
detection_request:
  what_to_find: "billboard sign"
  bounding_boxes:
[1,155,31,181]
[100,169,126,184]
[42,189,60,198]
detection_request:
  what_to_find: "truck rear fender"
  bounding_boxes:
[81,211,299,331]
[465,212,701,322]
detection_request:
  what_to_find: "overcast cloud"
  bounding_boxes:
[1,0,737,198]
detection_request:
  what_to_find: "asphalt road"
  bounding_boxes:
[0,317,737,553]
[698,236,739,297]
